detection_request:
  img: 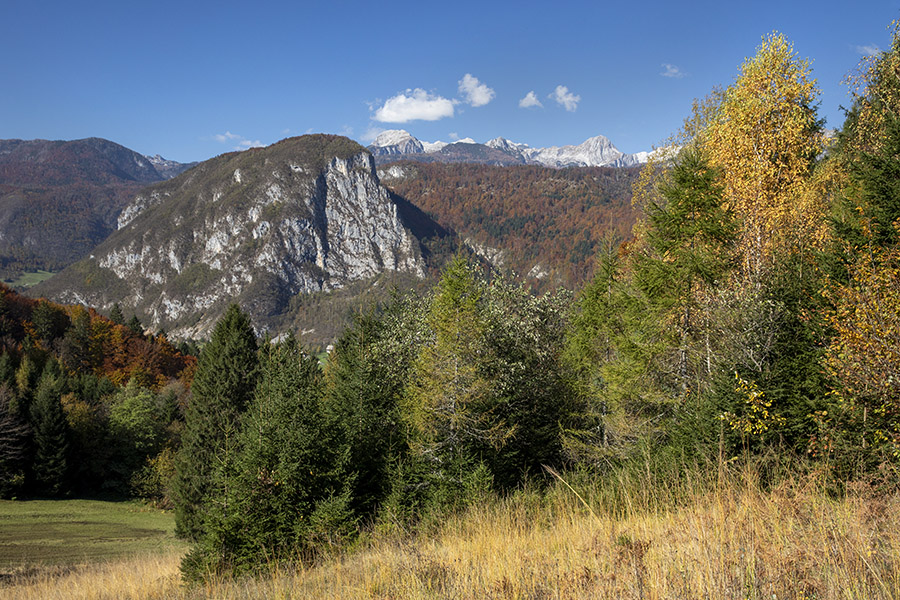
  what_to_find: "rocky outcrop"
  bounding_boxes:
[37,135,427,339]
[144,154,197,179]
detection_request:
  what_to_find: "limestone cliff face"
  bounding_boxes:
[39,135,426,339]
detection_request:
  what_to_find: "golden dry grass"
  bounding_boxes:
[1,551,183,600]
[4,473,899,599]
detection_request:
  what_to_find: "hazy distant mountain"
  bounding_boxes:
[0,138,192,279]
[368,130,425,156]
[36,135,451,341]
[144,153,198,179]
[368,130,649,168]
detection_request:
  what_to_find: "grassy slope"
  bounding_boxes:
[0,499,185,576]
[5,271,56,288]
[3,471,899,599]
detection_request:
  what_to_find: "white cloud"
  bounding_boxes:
[661,63,686,79]
[448,132,460,141]
[212,131,266,151]
[374,89,455,123]
[458,73,495,107]
[519,91,543,108]
[551,85,580,112]
[856,44,881,56]
[213,131,241,143]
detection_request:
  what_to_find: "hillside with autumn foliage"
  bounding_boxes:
[0,138,193,280]
[0,284,195,499]
[380,162,640,288]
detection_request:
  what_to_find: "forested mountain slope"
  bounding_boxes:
[380,161,640,288]
[0,138,192,279]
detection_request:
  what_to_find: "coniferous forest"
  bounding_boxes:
[5,24,900,597]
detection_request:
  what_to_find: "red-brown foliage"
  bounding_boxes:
[383,162,640,288]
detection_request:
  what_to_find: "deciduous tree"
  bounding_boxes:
[705,33,826,280]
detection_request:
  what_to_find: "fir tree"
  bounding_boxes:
[30,367,68,496]
[184,336,350,577]
[173,304,258,541]
[109,303,125,325]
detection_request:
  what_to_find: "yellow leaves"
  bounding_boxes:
[723,372,785,436]
[704,32,825,279]
[844,21,900,155]
[824,246,900,404]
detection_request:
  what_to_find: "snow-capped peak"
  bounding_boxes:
[371,129,418,147]
[421,140,448,153]
[486,137,529,153]
[368,130,425,157]
[366,131,650,168]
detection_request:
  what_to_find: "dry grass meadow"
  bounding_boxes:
[3,465,899,600]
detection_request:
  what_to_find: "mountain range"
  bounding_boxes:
[35,135,448,341]
[3,132,642,344]
[0,138,195,278]
[367,129,649,168]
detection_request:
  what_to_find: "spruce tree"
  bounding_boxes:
[0,384,29,497]
[127,315,144,336]
[173,304,258,540]
[109,303,125,325]
[31,300,69,346]
[30,367,68,496]
[185,336,349,577]
[324,308,406,516]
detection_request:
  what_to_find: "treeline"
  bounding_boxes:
[383,162,639,288]
[0,285,195,498]
[173,263,578,577]
[563,30,900,483]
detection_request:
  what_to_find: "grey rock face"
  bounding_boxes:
[368,130,425,157]
[42,136,426,339]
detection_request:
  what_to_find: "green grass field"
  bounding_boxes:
[5,270,56,288]
[0,499,185,576]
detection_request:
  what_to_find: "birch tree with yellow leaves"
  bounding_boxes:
[705,33,827,282]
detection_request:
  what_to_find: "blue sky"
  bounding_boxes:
[2,0,897,162]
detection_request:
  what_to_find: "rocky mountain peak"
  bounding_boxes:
[368,131,648,168]
[369,130,425,156]
[37,134,429,339]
